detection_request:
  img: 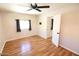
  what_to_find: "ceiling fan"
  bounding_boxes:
[27,3,50,12]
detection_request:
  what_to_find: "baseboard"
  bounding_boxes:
[47,37,52,39]
[6,35,47,43]
[6,35,39,42]
[0,41,6,55]
[38,36,46,40]
[60,44,79,55]
[37,35,47,39]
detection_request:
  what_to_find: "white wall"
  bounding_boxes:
[1,12,38,41]
[47,17,52,38]
[37,14,54,39]
[60,11,79,55]
[0,15,6,53]
[37,14,47,39]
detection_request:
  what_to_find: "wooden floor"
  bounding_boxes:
[1,35,77,56]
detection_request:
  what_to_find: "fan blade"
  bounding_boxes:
[31,3,35,9]
[38,6,50,8]
[35,8,41,12]
[27,8,32,11]
[35,3,37,7]
[31,3,33,7]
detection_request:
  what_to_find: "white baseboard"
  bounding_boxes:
[0,41,6,55]
[6,35,37,42]
[60,44,79,55]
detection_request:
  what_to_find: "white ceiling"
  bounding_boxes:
[0,3,79,15]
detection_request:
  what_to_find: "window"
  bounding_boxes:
[16,19,31,32]
[20,20,29,30]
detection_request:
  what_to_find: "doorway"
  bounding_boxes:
[47,15,61,47]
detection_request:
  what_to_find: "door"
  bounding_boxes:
[52,15,61,47]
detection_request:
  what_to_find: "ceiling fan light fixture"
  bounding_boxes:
[27,3,50,12]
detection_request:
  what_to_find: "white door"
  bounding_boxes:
[52,15,61,47]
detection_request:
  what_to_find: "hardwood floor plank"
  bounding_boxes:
[1,35,77,56]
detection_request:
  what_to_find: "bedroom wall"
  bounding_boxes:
[37,14,47,39]
[60,11,79,55]
[47,17,52,38]
[0,15,6,53]
[37,14,53,39]
[1,12,38,41]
